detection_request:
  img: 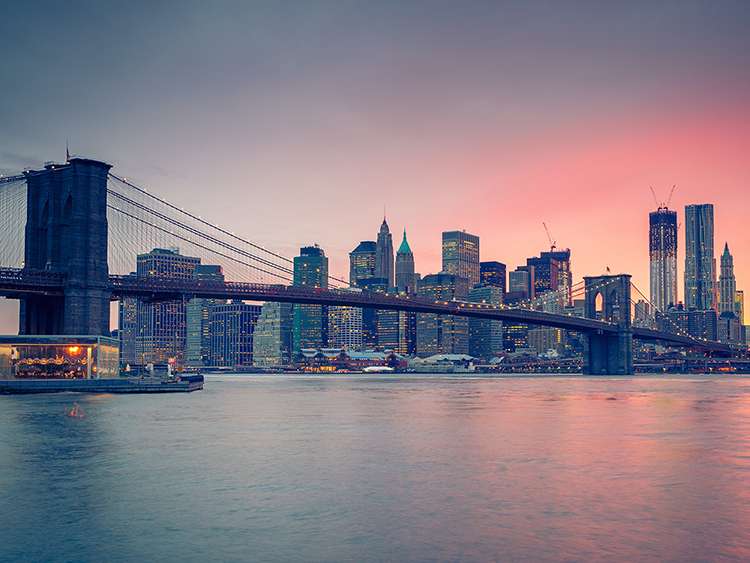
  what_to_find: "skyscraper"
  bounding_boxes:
[134,247,200,365]
[526,249,571,307]
[395,229,417,294]
[685,204,716,310]
[442,230,480,287]
[327,296,364,350]
[468,284,504,359]
[719,243,737,314]
[349,241,377,286]
[480,261,506,294]
[209,301,261,367]
[186,264,225,366]
[508,266,535,299]
[375,218,394,288]
[292,245,328,354]
[252,302,293,367]
[649,207,678,311]
[416,272,469,356]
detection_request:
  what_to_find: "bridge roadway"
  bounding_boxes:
[0,268,731,353]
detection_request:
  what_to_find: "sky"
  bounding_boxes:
[1,0,749,331]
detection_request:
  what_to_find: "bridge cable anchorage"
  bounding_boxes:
[107,205,293,283]
[107,173,350,288]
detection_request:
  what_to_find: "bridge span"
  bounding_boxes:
[0,157,736,374]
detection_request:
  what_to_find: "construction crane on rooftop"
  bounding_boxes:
[650,184,678,209]
[542,222,556,252]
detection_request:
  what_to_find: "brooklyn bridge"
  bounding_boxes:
[0,157,732,374]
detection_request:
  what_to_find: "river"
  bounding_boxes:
[2,374,749,562]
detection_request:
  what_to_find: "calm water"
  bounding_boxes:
[2,375,750,562]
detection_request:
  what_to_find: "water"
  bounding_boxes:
[2,375,750,562]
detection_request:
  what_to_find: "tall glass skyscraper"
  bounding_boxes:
[649,207,678,311]
[684,204,716,310]
[292,245,328,354]
[442,230,480,287]
[375,218,394,288]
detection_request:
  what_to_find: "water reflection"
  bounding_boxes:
[1,375,750,561]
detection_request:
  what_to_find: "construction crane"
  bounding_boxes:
[650,184,678,209]
[542,222,556,252]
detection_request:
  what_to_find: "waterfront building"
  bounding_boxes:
[719,243,737,315]
[186,265,225,366]
[375,218,394,288]
[292,245,328,354]
[135,248,200,366]
[528,327,566,356]
[442,230,480,287]
[349,241,377,286]
[252,302,293,367]
[649,207,678,311]
[328,299,364,350]
[416,272,469,356]
[395,230,418,294]
[480,261,506,293]
[209,301,261,367]
[468,284,503,360]
[685,204,716,310]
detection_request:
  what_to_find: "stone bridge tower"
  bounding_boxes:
[583,274,633,375]
[21,158,111,335]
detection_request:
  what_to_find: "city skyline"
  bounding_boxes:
[1,1,749,331]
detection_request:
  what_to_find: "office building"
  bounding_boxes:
[480,261,506,293]
[442,230,480,286]
[527,249,571,306]
[349,241,377,286]
[736,290,745,324]
[468,284,503,360]
[186,264,225,366]
[253,302,293,367]
[649,207,678,311]
[509,266,535,300]
[209,301,261,367]
[328,299,364,350]
[685,204,716,310]
[134,248,200,366]
[375,218,394,288]
[416,272,469,356]
[292,245,328,354]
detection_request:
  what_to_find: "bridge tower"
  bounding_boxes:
[583,274,633,375]
[21,158,112,336]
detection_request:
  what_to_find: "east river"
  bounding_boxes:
[2,375,750,562]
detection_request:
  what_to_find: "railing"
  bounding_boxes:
[0,267,66,295]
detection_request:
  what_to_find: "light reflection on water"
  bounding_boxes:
[2,375,750,562]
